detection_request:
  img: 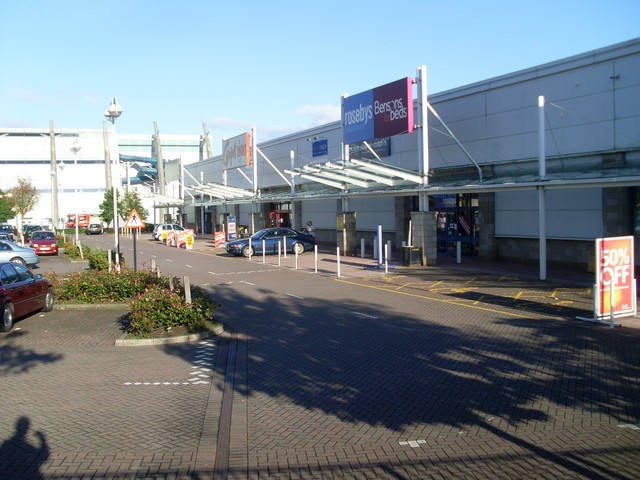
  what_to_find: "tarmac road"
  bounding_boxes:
[1,234,638,479]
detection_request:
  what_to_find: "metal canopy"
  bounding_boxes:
[142,192,184,208]
[182,160,640,208]
[285,159,424,192]
[186,182,254,200]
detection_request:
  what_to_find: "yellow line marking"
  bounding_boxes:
[335,279,532,319]
[514,291,523,300]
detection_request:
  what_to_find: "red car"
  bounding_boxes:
[29,230,59,256]
[1,261,54,332]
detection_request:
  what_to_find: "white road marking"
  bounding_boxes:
[351,311,379,319]
[125,340,216,386]
[399,440,426,448]
[286,293,304,299]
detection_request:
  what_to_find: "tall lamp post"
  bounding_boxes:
[105,98,123,271]
[70,138,82,243]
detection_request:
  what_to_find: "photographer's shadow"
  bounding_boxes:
[0,416,49,479]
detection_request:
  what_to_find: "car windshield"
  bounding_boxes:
[32,232,55,240]
[251,229,269,239]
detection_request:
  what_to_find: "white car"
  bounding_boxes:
[152,224,186,241]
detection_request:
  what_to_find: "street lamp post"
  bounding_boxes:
[105,98,123,271]
[58,161,65,231]
[70,138,82,243]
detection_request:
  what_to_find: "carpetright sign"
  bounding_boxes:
[341,77,414,145]
[595,235,636,318]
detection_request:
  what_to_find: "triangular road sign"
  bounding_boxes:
[124,208,145,229]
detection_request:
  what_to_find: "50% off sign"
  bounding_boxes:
[596,236,636,318]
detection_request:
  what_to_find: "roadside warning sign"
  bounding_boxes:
[124,209,145,229]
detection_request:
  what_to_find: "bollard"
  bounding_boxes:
[184,276,191,304]
[262,239,266,263]
[337,247,341,277]
[314,245,318,273]
[457,241,462,264]
[360,238,365,258]
[384,244,389,274]
[278,241,281,266]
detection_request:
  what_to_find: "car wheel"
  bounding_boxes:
[293,243,305,255]
[1,303,14,332]
[9,257,26,266]
[242,245,254,257]
[42,288,54,312]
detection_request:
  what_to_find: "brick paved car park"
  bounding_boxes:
[1,238,639,479]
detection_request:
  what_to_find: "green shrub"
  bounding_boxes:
[128,284,217,336]
[49,250,219,337]
[49,268,168,303]
[63,241,91,260]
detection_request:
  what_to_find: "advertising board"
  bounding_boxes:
[342,77,414,145]
[222,132,251,170]
[595,235,636,318]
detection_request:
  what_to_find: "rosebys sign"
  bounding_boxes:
[342,77,414,144]
[222,132,251,170]
[596,235,636,318]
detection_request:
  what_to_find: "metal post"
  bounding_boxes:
[417,65,429,211]
[538,95,547,281]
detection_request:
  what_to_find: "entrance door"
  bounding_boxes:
[435,194,479,256]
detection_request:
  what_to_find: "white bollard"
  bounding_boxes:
[336,247,341,277]
[314,245,318,273]
[262,239,266,263]
[456,241,461,264]
[360,238,365,258]
[384,243,389,274]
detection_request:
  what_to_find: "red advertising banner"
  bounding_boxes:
[596,236,636,317]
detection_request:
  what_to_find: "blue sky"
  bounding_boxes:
[1,1,638,155]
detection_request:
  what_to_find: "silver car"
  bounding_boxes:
[0,240,40,266]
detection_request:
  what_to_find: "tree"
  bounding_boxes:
[0,189,15,223]
[121,189,149,222]
[98,188,121,228]
[10,177,39,233]
[98,188,148,228]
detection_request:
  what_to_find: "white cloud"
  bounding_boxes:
[296,104,340,126]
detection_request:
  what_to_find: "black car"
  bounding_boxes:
[0,224,14,241]
[226,227,315,257]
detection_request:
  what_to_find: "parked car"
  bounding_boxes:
[0,224,15,241]
[29,230,59,256]
[226,227,315,257]
[23,224,44,242]
[85,223,104,235]
[0,240,40,266]
[152,224,186,241]
[0,234,13,242]
[0,261,53,332]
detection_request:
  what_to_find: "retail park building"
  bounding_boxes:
[1,38,639,269]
